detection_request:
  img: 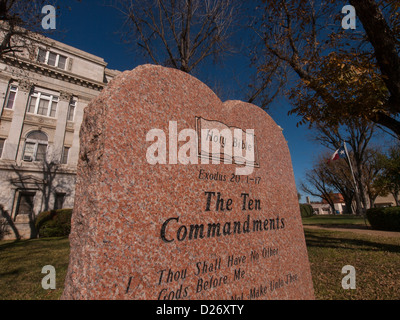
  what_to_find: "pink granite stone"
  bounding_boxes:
[61,64,314,300]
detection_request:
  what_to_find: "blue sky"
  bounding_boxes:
[45,0,392,202]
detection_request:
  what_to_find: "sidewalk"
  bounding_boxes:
[303,224,400,238]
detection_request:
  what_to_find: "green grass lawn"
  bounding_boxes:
[0,237,69,300]
[1,219,399,300]
[305,228,400,300]
[302,214,369,226]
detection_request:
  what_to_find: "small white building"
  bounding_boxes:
[373,194,398,208]
[306,194,347,215]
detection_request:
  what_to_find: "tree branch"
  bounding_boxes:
[350,0,400,110]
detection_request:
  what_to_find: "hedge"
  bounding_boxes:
[35,208,73,238]
[300,204,314,218]
[366,207,400,232]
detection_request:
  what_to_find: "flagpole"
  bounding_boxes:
[343,141,366,223]
[343,142,358,193]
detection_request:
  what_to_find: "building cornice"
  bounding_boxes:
[33,37,108,67]
[0,160,77,175]
[1,55,107,92]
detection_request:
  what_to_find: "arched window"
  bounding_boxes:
[23,131,48,162]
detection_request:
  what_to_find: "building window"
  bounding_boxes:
[54,193,66,210]
[37,48,46,63]
[5,85,18,109]
[67,101,76,121]
[61,147,69,164]
[16,192,35,216]
[28,91,58,118]
[23,131,48,162]
[0,138,5,158]
[37,48,67,70]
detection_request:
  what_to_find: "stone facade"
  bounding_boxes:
[0,33,120,239]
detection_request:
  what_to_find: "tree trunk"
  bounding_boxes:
[350,0,400,107]
[369,196,376,209]
[329,203,336,215]
[342,193,354,214]
[350,0,400,138]
[353,189,363,215]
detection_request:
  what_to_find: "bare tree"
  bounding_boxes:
[324,157,356,214]
[246,57,287,110]
[301,144,388,217]
[0,204,13,239]
[314,120,376,214]
[0,0,54,57]
[7,154,74,238]
[300,164,337,214]
[361,148,387,208]
[112,0,238,73]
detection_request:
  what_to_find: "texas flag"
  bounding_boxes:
[328,146,346,163]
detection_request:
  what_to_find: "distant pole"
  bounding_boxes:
[343,141,366,223]
[343,142,358,193]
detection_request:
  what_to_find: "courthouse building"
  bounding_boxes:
[0,33,120,239]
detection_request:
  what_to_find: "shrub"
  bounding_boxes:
[366,207,400,231]
[35,208,73,238]
[300,204,314,218]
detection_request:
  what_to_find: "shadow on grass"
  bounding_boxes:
[0,268,23,277]
[0,236,69,252]
[304,230,400,254]
[311,224,371,230]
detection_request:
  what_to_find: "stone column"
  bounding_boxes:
[2,80,32,160]
[52,91,71,162]
[0,76,11,115]
[68,97,88,167]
